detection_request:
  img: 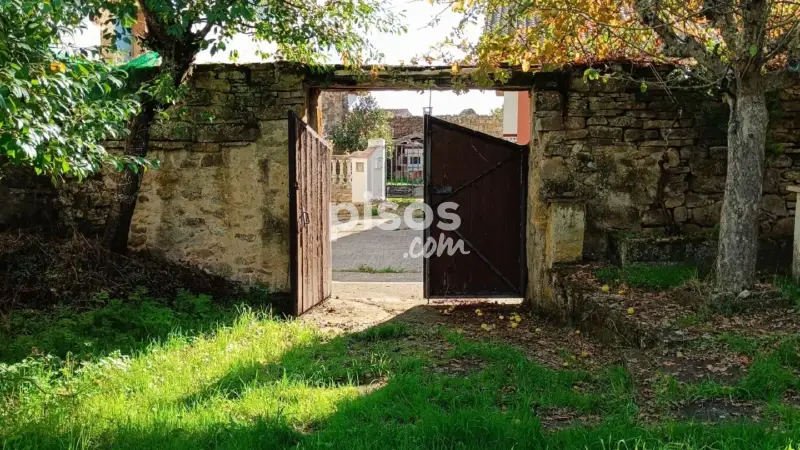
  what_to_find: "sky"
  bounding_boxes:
[71,0,502,115]
[190,0,502,115]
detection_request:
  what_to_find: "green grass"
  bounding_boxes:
[347,265,406,274]
[774,276,800,307]
[386,198,422,204]
[0,290,249,363]
[1,293,800,449]
[654,334,800,406]
[595,263,699,290]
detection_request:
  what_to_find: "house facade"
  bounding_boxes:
[498,91,532,144]
[389,133,424,183]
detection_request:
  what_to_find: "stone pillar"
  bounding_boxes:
[789,186,800,282]
[526,87,552,314]
[526,81,588,321]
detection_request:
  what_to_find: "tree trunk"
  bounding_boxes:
[715,74,768,294]
[101,101,156,253]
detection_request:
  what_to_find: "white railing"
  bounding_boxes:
[331,155,351,187]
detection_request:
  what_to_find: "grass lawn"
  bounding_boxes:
[1,291,800,449]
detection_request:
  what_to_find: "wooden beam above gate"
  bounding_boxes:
[305,64,536,91]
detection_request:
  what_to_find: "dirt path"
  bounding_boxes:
[301,282,428,333]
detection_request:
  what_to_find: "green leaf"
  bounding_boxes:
[749,45,758,57]
[640,82,647,93]
[582,68,600,82]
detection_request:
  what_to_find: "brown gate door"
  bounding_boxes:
[289,111,332,315]
[424,115,528,298]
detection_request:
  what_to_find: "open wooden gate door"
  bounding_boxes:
[423,115,528,298]
[289,111,332,315]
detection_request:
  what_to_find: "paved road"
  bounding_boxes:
[332,220,423,282]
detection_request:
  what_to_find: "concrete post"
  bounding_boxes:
[788,186,800,282]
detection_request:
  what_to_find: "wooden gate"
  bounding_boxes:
[424,115,528,298]
[289,111,332,315]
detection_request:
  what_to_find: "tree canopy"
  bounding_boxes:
[0,0,139,180]
[448,0,798,88]
[327,94,394,154]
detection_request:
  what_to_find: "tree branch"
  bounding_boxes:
[765,21,800,60]
[701,0,740,53]
[192,20,215,42]
[634,0,726,75]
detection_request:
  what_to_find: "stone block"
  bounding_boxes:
[197,122,261,143]
[546,202,585,264]
[625,110,659,118]
[665,148,681,167]
[691,175,726,193]
[617,235,716,268]
[607,116,642,128]
[708,146,728,160]
[201,153,225,168]
[643,120,678,129]
[762,194,788,216]
[673,206,688,222]
[664,192,685,208]
[764,168,783,193]
[661,128,698,140]
[690,202,722,226]
[541,157,570,184]
[536,91,562,111]
[540,129,589,146]
[194,78,232,93]
[689,157,726,176]
[217,68,247,80]
[587,126,623,140]
[641,209,667,226]
[639,140,670,147]
[587,117,608,125]
[150,122,195,141]
[624,129,659,141]
[591,109,625,117]
[544,143,573,157]
[193,143,222,153]
[536,116,585,131]
[773,217,794,237]
[769,154,793,168]
[181,217,206,227]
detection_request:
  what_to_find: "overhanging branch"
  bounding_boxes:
[635,0,727,75]
[702,0,740,53]
[766,22,800,60]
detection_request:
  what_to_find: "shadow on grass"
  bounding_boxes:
[4,308,800,450]
[0,289,285,364]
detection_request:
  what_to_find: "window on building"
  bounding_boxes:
[409,157,421,165]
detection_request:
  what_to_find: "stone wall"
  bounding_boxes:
[390,113,503,138]
[0,63,307,292]
[319,91,351,136]
[129,64,306,290]
[533,76,800,260]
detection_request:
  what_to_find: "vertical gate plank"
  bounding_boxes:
[289,111,333,315]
